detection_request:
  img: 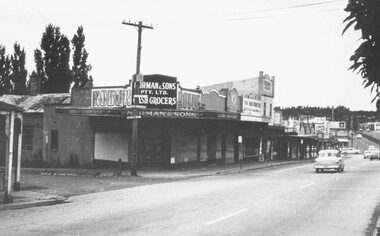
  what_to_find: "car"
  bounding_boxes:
[364,147,380,160]
[314,149,345,173]
[364,150,374,159]
[369,148,380,161]
[356,134,362,139]
[340,147,360,155]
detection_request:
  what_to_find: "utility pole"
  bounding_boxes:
[351,115,354,147]
[122,20,153,176]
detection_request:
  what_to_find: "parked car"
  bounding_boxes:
[364,147,380,160]
[340,147,360,155]
[314,149,344,173]
[356,134,362,139]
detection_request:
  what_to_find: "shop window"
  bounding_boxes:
[22,126,33,150]
[270,104,272,117]
[51,130,58,151]
[244,137,260,157]
[263,102,267,116]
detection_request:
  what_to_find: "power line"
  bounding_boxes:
[229,7,342,21]
[237,0,345,14]
[226,0,345,21]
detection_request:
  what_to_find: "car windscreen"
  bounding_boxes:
[319,152,338,157]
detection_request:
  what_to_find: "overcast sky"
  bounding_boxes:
[0,0,374,111]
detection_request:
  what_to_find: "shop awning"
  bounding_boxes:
[55,106,241,121]
[337,138,350,143]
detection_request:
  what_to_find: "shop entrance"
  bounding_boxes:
[140,119,171,166]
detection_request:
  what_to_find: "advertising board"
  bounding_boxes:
[329,121,346,129]
[178,90,201,110]
[91,87,132,107]
[242,96,262,116]
[133,77,178,109]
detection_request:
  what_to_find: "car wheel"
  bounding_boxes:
[341,167,344,172]
[315,169,319,173]
[337,168,341,173]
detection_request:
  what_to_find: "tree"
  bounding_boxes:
[29,49,46,95]
[71,26,93,88]
[10,43,28,95]
[343,0,380,104]
[38,24,72,93]
[0,45,12,95]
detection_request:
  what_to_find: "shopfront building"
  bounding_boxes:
[38,73,316,168]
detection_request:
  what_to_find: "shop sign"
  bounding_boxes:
[91,87,132,107]
[241,96,264,122]
[133,80,178,109]
[329,121,346,129]
[178,90,201,110]
[134,110,239,120]
[336,130,348,137]
[264,79,272,92]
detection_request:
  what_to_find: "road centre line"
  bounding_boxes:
[205,208,249,226]
[299,183,315,189]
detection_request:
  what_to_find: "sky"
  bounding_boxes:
[0,0,375,111]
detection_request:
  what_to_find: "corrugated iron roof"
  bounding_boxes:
[0,93,70,113]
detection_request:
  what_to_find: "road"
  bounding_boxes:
[1,151,380,236]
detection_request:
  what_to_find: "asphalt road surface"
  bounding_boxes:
[1,152,380,236]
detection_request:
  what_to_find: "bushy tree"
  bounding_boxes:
[72,26,93,88]
[0,45,12,95]
[37,24,72,93]
[10,43,28,95]
[343,0,380,104]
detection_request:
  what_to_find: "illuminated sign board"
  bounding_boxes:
[91,87,132,107]
[133,79,178,109]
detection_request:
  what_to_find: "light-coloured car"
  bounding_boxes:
[364,146,380,160]
[369,148,380,161]
[340,147,360,155]
[356,134,362,139]
[364,150,374,159]
[314,149,344,173]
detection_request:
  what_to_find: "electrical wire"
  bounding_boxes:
[238,0,345,14]
[227,0,346,21]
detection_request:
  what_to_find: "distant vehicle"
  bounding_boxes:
[366,128,371,132]
[364,150,373,159]
[340,147,360,155]
[356,134,362,139]
[314,149,344,173]
[364,146,380,160]
[369,148,380,161]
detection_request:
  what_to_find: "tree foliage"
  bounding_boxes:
[36,24,72,93]
[276,105,380,130]
[71,26,93,88]
[343,0,380,103]
[0,45,12,95]
[10,43,28,95]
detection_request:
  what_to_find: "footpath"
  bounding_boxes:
[0,158,313,211]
